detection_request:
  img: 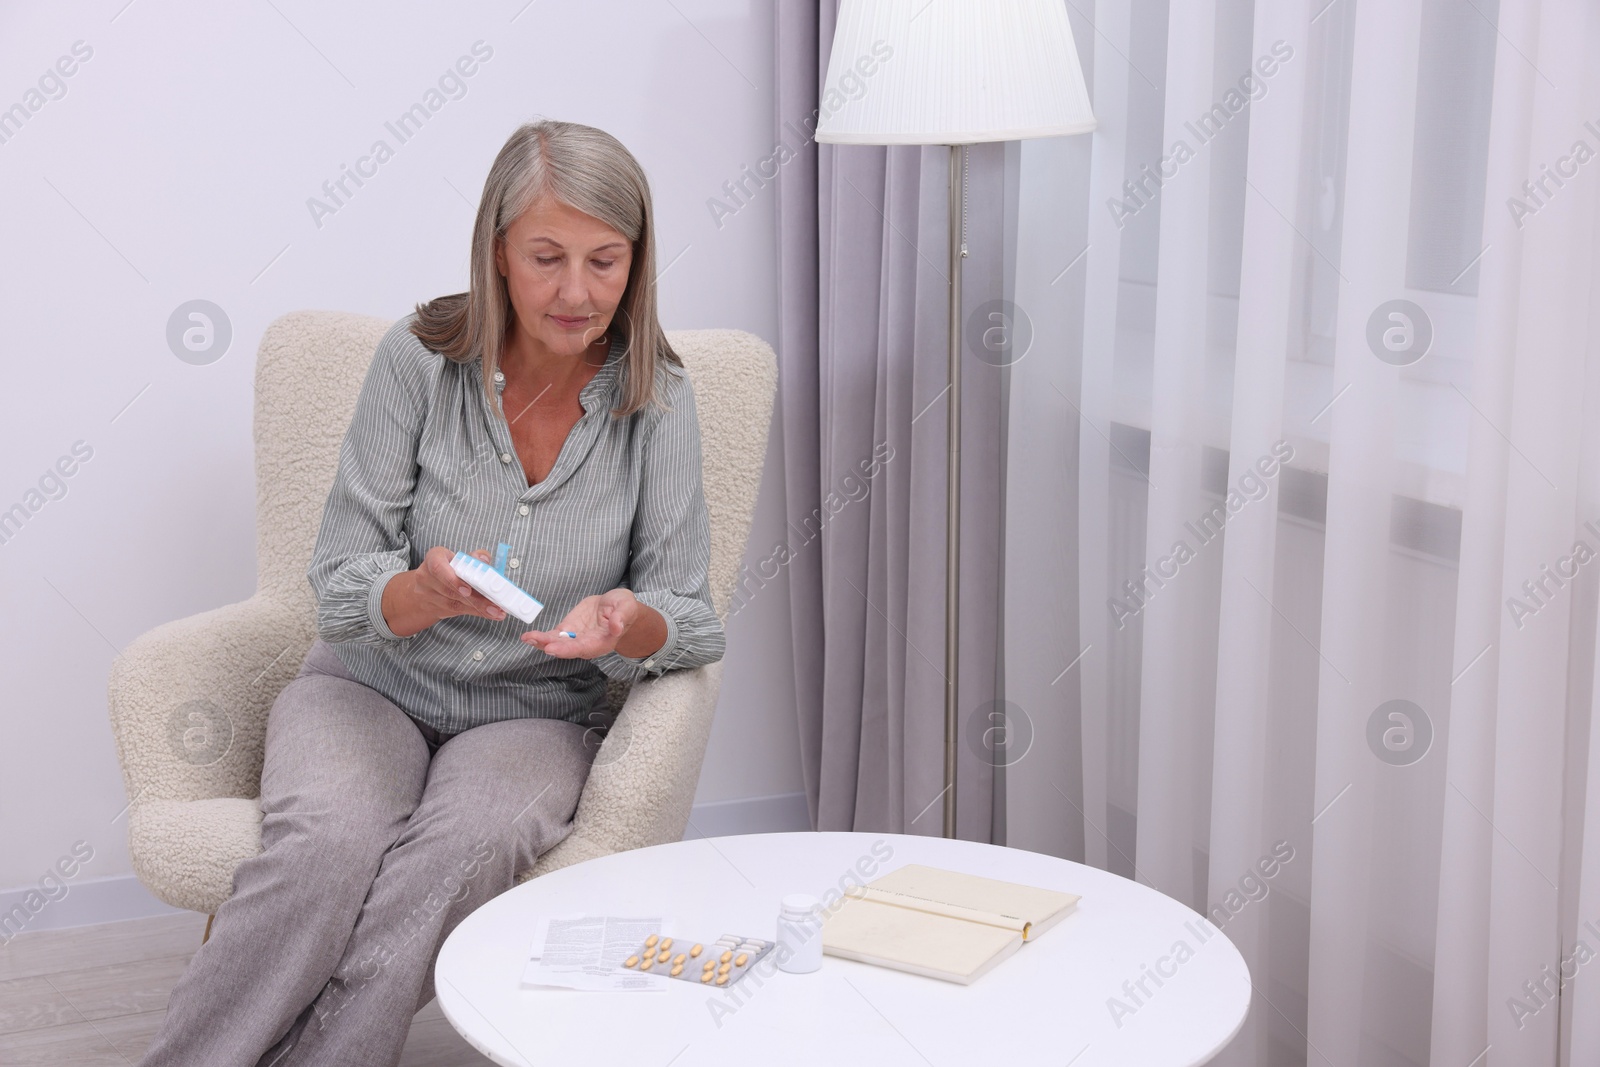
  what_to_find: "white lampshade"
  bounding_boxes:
[813,0,1096,145]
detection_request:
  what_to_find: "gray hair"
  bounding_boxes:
[411,119,680,418]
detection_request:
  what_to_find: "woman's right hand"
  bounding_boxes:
[380,546,507,637]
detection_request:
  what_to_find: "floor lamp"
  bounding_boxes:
[814,0,1095,838]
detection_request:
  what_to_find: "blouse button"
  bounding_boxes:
[500,452,512,464]
[493,371,505,383]
[471,650,484,661]
[518,504,530,515]
[509,558,520,569]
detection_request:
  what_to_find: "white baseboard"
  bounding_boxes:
[680,791,811,839]
[0,872,187,941]
[0,792,813,936]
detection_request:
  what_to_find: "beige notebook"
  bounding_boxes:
[821,863,1081,984]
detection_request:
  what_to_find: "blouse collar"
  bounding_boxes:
[488,334,626,414]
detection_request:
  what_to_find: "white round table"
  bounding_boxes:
[436,831,1250,1067]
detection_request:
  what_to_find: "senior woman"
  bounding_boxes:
[138,120,725,1067]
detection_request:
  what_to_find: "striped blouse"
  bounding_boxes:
[305,313,725,733]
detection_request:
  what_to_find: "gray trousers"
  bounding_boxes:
[137,638,595,1067]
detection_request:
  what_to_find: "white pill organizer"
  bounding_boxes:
[449,549,544,624]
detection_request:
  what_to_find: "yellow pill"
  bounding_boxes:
[716,974,729,985]
[657,950,670,963]
[670,964,683,976]
[702,960,715,971]
[624,955,640,968]
[700,971,713,983]
[644,935,659,948]
[689,944,703,957]
[640,958,653,970]
[672,953,686,965]
[720,951,733,964]
[735,953,748,967]
[718,963,731,975]
[660,937,673,950]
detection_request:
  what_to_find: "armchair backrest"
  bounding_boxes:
[251,311,776,626]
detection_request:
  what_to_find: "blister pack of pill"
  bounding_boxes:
[619,932,774,988]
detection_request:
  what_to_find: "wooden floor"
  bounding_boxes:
[0,911,492,1065]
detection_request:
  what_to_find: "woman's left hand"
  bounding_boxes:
[521,589,639,659]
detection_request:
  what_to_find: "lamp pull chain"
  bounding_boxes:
[960,145,970,258]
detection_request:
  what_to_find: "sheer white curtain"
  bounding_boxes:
[1003,0,1600,1063]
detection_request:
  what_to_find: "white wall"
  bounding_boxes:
[0,0,805,924]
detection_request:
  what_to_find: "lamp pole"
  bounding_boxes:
[943,143,965,840]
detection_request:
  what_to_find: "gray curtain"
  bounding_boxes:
[774,0,1014,840]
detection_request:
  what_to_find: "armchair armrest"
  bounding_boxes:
[107,595,313,809]
[523,658,725,880]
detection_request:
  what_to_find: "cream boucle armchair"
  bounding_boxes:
[107,310,776,926]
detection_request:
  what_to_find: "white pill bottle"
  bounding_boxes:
[776,893,824,973]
